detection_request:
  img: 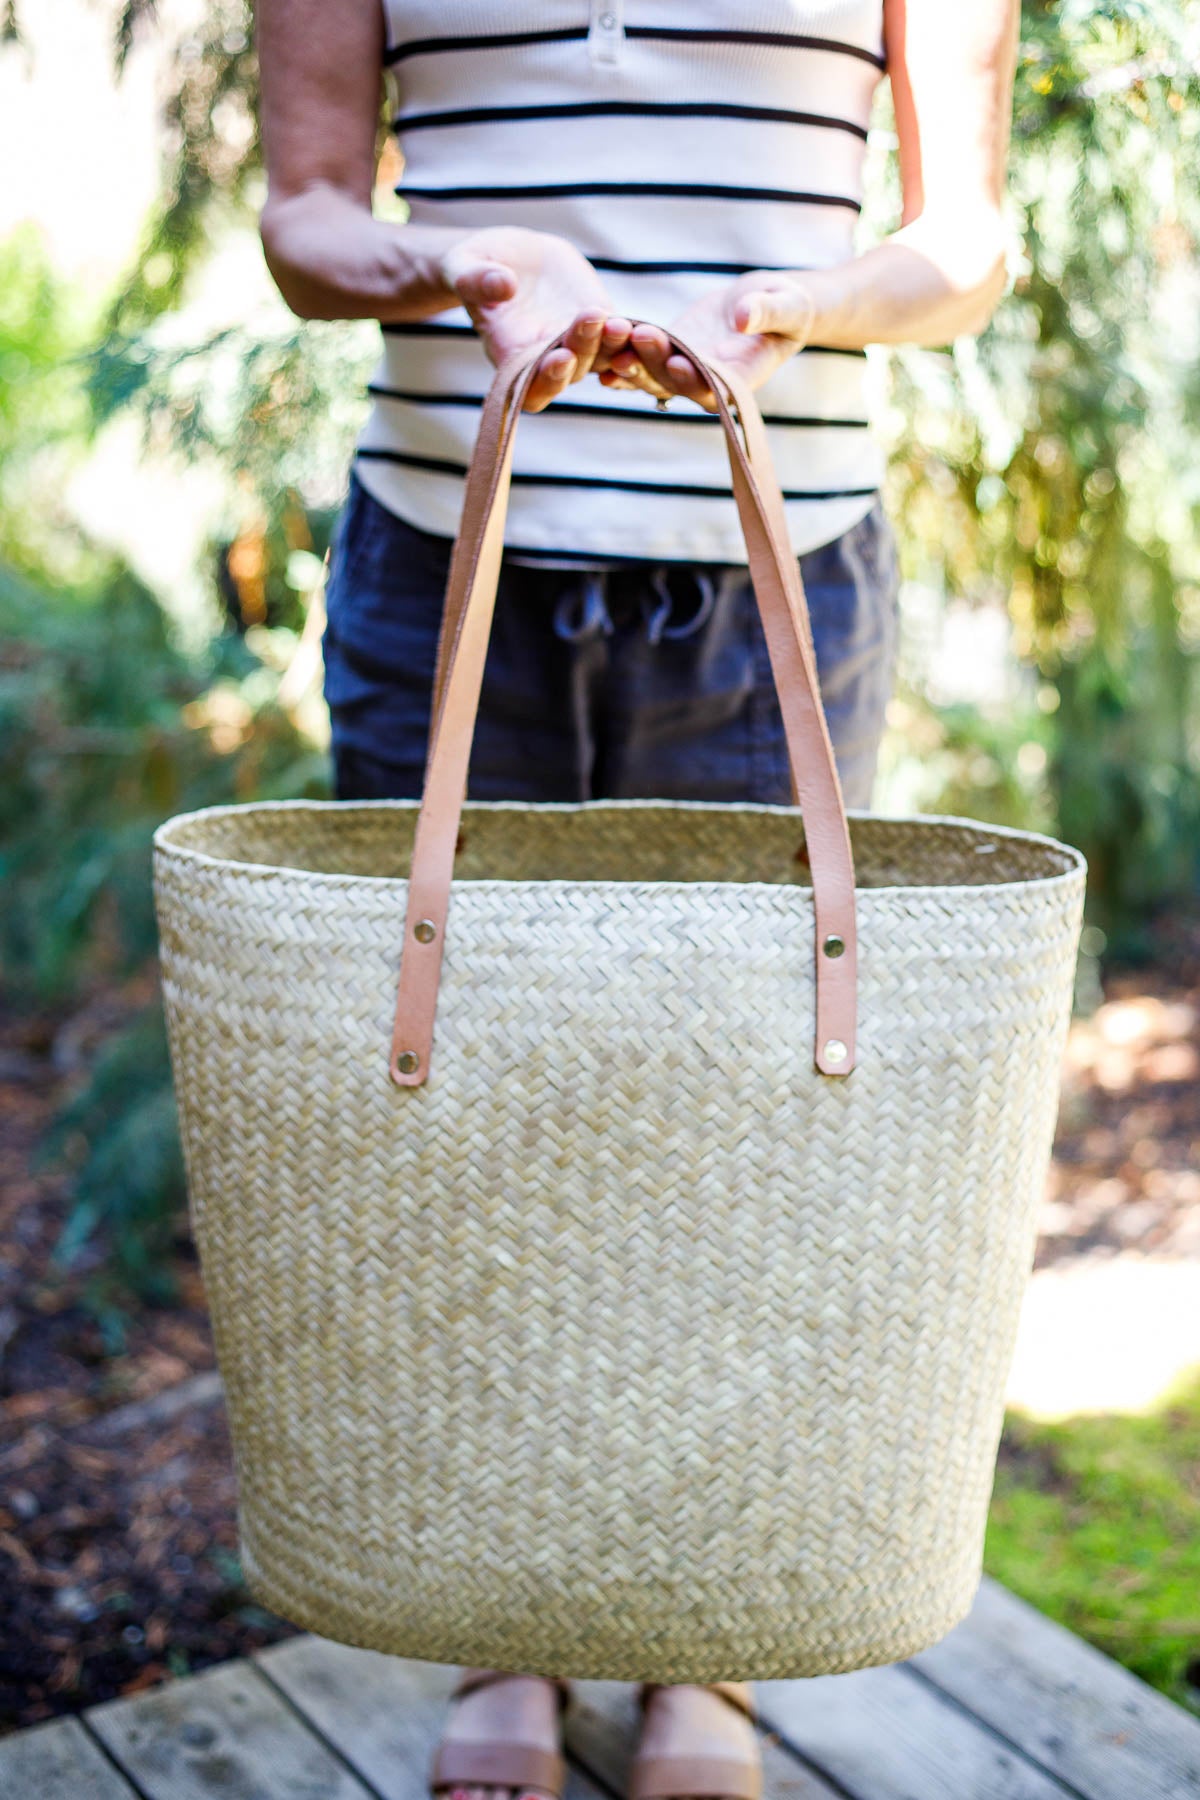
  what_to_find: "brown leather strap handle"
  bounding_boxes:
[389,325,859,1088]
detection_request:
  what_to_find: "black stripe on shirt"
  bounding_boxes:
[391,255,819,279]
[385,26,582,64]
[366,384,869,430]
[380,320,475,338]
[394,100,869,143]
[589,256,797,275]
[356,445,876,502]
[399,180,861,211]
[378,321,870,358]
[384,27,884,70]
[625,26,884,67]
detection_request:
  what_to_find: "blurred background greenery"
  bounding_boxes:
[2,0,1199,1714]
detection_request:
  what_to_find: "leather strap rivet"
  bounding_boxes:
[823,934,846,959]
[396,1050,420,1075]
[414,919,437,944]
[823,1039,848,1065]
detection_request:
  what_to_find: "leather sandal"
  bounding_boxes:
[431,1669,570,1798]
[630,1683,762,1800]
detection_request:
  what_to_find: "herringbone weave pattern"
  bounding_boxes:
[154,797,1084,1680]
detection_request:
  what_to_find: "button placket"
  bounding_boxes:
[588,0,625,65]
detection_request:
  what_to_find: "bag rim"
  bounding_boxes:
[153,797,1087,898]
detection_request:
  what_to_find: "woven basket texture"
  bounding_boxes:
[154,798,1085,1680]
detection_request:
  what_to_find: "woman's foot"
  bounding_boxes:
[431,1671,566,1800]
[631,1683,761,1800]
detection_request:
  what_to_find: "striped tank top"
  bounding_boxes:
[356,2,888,563]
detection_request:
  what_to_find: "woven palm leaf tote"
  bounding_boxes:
[154,329,1085,1681]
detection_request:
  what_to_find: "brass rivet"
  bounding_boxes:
[396,1050,420,1075]
[823,934,846,959]
[414,919,436,943]
[823,1038,848,1066]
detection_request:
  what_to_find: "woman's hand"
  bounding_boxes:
[601,271,817,411]
[441,227,633,412]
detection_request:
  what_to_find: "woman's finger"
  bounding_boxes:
[663,353,716,410]
[733,284,813,340]
[615,359,675,402]
[562,309,608,372]
[453,260,518,309]
[597,315,634,369]
[524,348,578,412]
[627,323,675,390]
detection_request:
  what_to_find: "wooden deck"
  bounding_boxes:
[4,1579,1199,1800]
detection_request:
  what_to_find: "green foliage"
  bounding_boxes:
[88,320,375,500]
[108,0,259,332]
[0,560,324,996]
[887,0,1200,940]
[0,230,94,572]
[86,319,374,628]
[987,1377,1200,1712]
[47,1010,184,1304]
[0,204,338,1304]
[0,555,329,1294]
[6,0,260,324]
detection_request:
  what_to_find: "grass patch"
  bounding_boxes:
[984,1371,1200,1713]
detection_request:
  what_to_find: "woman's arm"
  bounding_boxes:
[256,0,452,321]
[611,0,1020,404]
[787,0,1019,347]
[255,0,631,408]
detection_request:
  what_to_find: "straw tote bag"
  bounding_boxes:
[154,329,1085,1681]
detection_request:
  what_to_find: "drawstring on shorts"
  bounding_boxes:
[643,569,718,644]
[552,574,614,643]
[551,570,719,646]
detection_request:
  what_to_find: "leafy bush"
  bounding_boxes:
[0,557,329,1296]
[0,561,326,991]
[86,316,375,634]
[0,228,95,574]
[885,0,1200,943]
[0,216,335,1304]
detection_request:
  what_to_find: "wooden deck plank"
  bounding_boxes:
[567,1676,846,1800]
[88,1658,380,1800]
[258,1639,609,1800]
[755,1663,1076,1800]
[255,1639,453,1800]
[912,1577,1200,1800]
[6,1574,1196,1800]
[0,1715,140,1800]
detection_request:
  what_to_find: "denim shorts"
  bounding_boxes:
[323,474,899,809]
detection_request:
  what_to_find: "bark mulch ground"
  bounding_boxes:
[0,999,292,1733]
[3,914,1199,1734]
